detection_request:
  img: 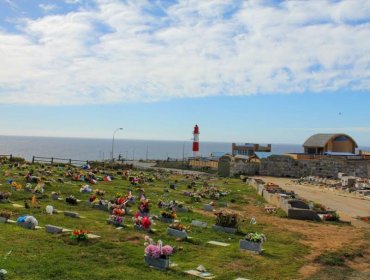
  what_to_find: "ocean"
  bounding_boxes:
[0,135,306,161]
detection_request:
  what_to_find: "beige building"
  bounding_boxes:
[188,158,219,170]
[303,133,358,155]
[232,143,271,156]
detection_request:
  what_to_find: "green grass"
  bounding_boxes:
[1,161,309,279]
[315,247,364,266]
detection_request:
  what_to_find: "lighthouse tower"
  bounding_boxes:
[192,124,200,157]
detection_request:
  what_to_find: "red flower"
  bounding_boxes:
[141,217,151,229]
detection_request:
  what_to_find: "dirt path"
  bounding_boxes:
[254,176,370,228]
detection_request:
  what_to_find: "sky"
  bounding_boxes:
[0,0,369,145]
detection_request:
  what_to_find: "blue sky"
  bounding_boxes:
[0,0,370,145]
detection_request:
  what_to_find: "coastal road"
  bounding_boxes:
[130,160,208,175]
[254,176,370,227]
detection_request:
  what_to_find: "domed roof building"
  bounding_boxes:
[303,133,358,155]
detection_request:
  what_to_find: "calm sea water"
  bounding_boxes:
[0,135,307,161]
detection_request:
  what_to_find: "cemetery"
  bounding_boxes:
[0,157,369,279]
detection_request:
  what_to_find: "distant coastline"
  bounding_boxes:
[0,135,368,162]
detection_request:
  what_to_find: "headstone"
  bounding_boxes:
[191,220,208,228]
[45,225,63,234]
[64,211,80,218]
[203,204,214,212]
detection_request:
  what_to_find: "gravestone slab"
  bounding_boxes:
[64,211,80,218]
[46,225,63,234]
[191,220,208,228]
[207,241,230,247]
[212,225,237,234]
[203,204,214,212]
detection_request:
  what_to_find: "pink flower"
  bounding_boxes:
[161,245,173,256]
[145,244,161,258]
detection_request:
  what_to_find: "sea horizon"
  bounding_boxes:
[1,135,369,162]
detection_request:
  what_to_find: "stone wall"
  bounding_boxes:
[221,155,370,178]
[218,155,259,177]
[259,156,370,178]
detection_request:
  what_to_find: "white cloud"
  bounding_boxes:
[0,0,369,105]
[39,4,57,13]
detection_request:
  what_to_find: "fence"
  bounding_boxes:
[32,156,89,166]
[0,154,13,160]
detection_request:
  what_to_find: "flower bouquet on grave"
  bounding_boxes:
[243,232,267,243]
[34,183,44,194]
[133,213,152,231]
[70,229,89,241]
[0,269,7,280]
[66,195,78,205]
[0,210,12,223]
[167,222,189,238]
[108,215,124,226]
[80,184,92,193]
[213,211,239,233]
[112,207,125,216]
[89,194,97,203]
[24,183,33,192]
[51,191,60,200]
[138,198,150,216]
[94,189,105,196]
[160,211,176,222]
[144,236,173,270]
[240,232,266,253]
[190,194,202,203]
[0,192,10,201]
[116,191,135,206]
[17,215,38,229]
[323,212,340,221]
[10,181,22,191]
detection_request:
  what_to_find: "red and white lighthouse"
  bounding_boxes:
[192,124,200,157]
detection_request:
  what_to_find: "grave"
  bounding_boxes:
[207,241,230,247]
[191,220,208,228]
[64,211,80,218]
[45,224,63,234]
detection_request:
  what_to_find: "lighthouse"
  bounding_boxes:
[192,124,200,157]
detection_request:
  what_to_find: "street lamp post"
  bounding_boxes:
[111,128,123,161]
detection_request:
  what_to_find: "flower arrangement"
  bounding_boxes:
[133,213,152,229]
[168,222,189,232]
[80,184,92,193]
[144,236,173,259]
[112,208,125,216]
[161,211,177,219]
[34,183,44,194]
[108,215,124,226]
[9,181,22,191]
[214,211,239,229]
[138,198,150,214]
[89,194,97,203]
[116,191,135,206]
[243,232,267,243]
[0,210,12,220]
[66,195,78,205]
[157,200,185,210]
[0,192,10,200]
[17,215,38,228]
[94,189,105,196]
[0,269,7,279]
[71,229,89,241]
[323,212,340,221]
